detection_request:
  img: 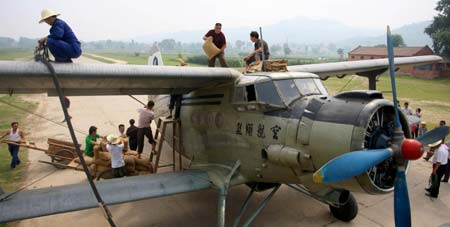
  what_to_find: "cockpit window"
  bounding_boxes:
[294,78,322,96]
[255,81,284,106]
[274,80,301,105]
[313,79,328,95]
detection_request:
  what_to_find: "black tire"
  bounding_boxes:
[51,149,74,169]
[329,191,358,222]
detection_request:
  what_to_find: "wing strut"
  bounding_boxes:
[34,49,117,227]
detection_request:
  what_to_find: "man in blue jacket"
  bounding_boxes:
[38,9,81,63]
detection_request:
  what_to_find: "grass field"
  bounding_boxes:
[324,74,450,138]
[0,96,37,188]
[0,95,37,227]
[0,49,34,61]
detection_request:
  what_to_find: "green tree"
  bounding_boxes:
[425,0,450,57]
[392,34,406,47]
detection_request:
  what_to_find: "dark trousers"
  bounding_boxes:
[208,52,228,67]
[430,164,447,197]
[112,166,127,178]
[8,144,20,168]
[129,139,138,151]
[169,95,182,118]
[443,159,450,182]
[47,38,81,62]
[137,127,155,154]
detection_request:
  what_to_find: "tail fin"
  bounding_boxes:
[148,43,164,66]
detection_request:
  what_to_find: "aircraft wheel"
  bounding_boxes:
[329,190,358,222]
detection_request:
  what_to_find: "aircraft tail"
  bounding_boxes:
[148,43,164,66]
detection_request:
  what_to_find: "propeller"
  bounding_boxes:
[312,26,449,227]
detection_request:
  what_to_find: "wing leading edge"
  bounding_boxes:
[288,55,442,79]
[0,170,211,223]
[0,61,242,96]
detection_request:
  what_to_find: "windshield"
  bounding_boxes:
[294,78,322,96]
[274,80,301,105]
[255,81,284,106]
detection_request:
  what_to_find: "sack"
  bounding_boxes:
[73,156,93,166]
[124,151,138,156]
[95,164,110,173]
[98,152,111,161]
[136,164,152,171]
[124,155,136,169]
[122,138,129,152]
[93,158,111,167]
[202,37,221,60]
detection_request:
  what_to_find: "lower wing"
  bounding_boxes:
[0,170,211,223]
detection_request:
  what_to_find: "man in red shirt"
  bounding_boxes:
[203,23,228,67]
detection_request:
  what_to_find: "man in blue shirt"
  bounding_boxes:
[38,9,81,63]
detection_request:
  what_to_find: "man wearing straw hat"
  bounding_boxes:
[38,9,81,63]
[106,134,127,178]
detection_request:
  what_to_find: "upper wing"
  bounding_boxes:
[0,170,211,223]
[0,60,242,96]
[287,55,442,79]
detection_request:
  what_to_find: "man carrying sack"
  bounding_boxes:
[203,23,228,67]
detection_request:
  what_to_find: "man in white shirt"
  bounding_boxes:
[426,140,448,198]
[402,101,413,116]
[136,101,156,158]
[0,122,25,169]
[106,134,126,178]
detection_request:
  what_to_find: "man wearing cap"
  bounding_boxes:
[425,140,448,198]
[106,134,127,178]
[38,9,81,63]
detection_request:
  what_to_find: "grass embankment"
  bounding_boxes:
[0,95,38,190]
[0,49,33,61]
[324,74,450,139]
[0,95,37,227]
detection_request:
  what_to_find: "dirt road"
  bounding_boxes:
[13,56,450,227]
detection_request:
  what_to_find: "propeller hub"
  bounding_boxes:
[401,139,424,160]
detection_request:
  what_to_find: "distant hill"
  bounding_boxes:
[135,16,383,44]
[337,21,433,49]
[135,17,432,48]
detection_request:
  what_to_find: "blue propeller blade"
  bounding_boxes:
[313,149,392,183]
[387,26,401,128]
[394,170,411,227]
[416,125,450,146]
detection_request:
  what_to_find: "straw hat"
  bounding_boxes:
[39,9,60,23]
[420,121,426,125]
[106,134,120,145]
[428,140,442,148]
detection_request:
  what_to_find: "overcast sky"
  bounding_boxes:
[0,0,440,41]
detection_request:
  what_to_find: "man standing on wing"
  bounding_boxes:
[203,23,228,67]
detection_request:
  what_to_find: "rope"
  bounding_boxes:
[35,47,117,227]
[338,75,356,93]
[0,169,58,202]
[0,98,87,136]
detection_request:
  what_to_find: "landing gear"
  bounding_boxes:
[329,191,358,222]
